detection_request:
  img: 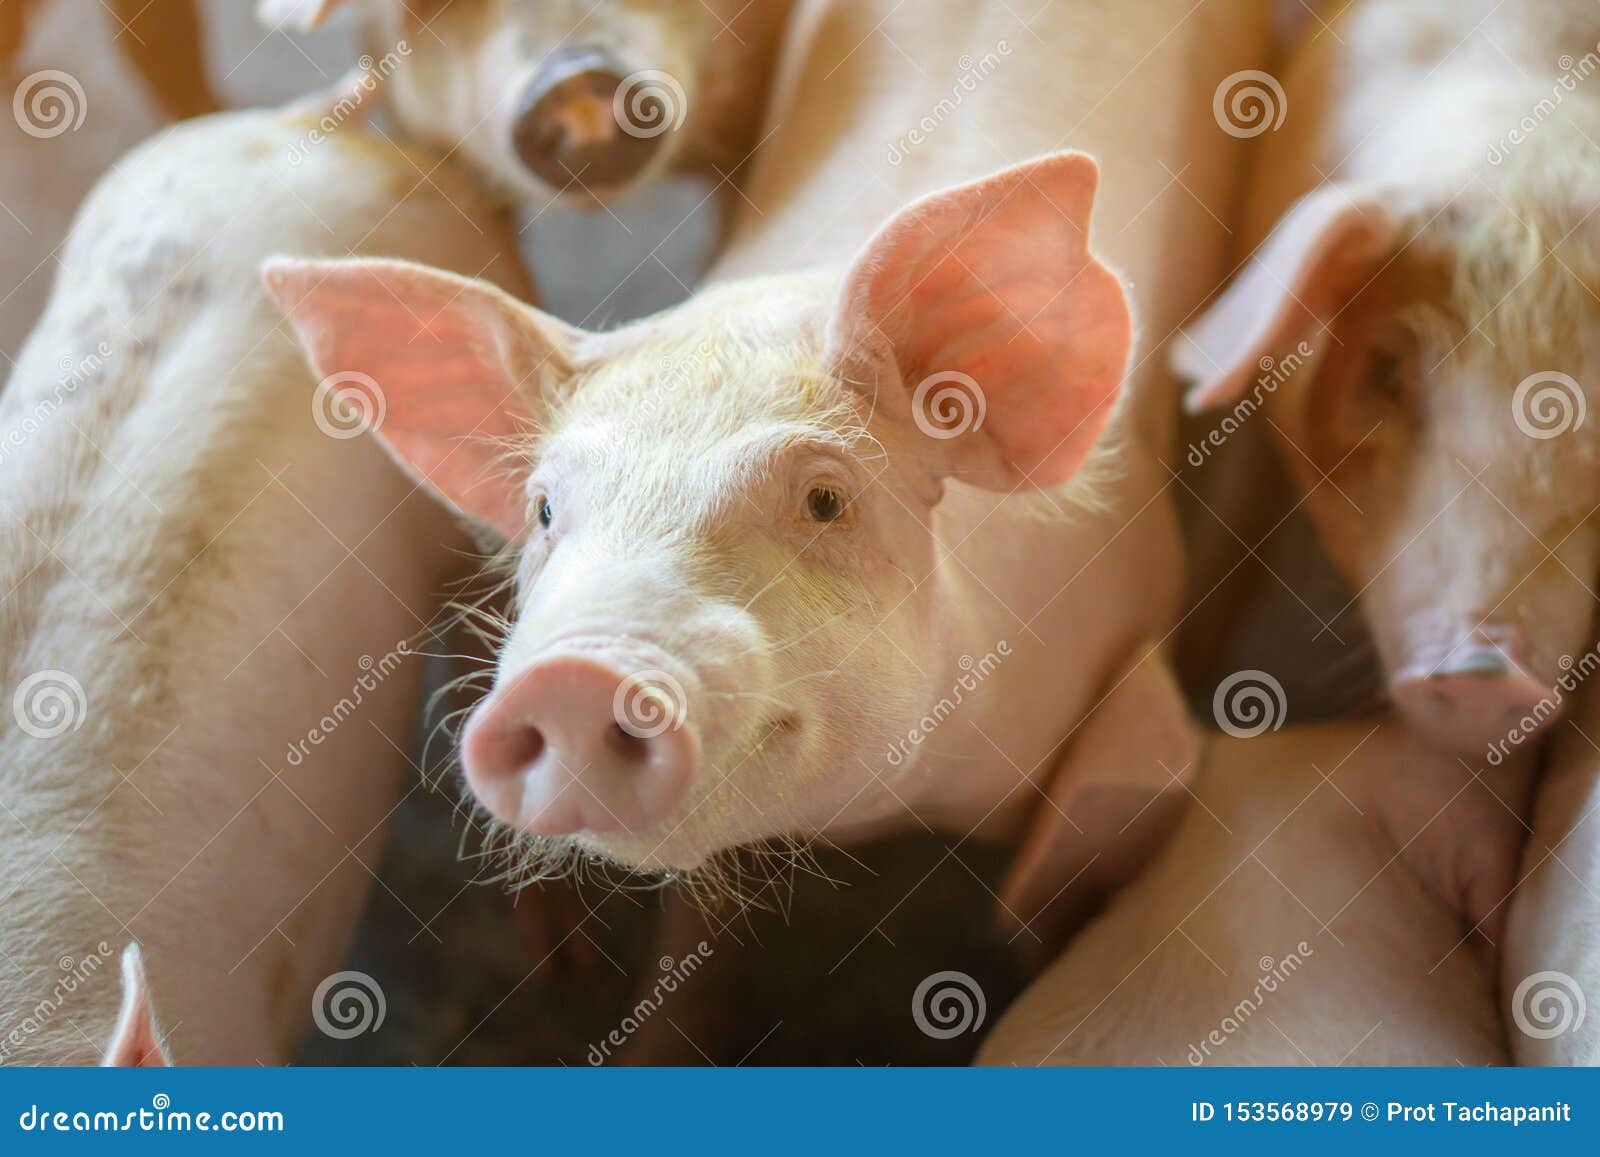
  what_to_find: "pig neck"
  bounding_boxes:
[697,0,1180,839]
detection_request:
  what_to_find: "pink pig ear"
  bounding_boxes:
[256,0,356,32]
[1173,185,1398,410]
[102,944,171,1067]
[825,152,1132,490]
[263,256,580,539]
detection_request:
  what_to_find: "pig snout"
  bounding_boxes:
[510,47,667,191]
[1389,639,1553,756]
[461,651,700,836]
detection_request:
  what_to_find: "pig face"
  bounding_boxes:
[262,0,722,201]
[267,153,1131,873]
[1177,185,1600,758]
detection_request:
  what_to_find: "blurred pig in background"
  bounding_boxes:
[260,0,796,319]
[1174,0,1600,760]
[0,91,527,1062]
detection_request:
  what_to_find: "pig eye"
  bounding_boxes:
[806,486,846,523]
[537,498,553,529]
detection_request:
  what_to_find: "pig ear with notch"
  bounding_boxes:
[1172,185,1398,411]
[256,0,358,32]
[262,256,582,540]
[102,944,171,1067]
[824,151,1133,490]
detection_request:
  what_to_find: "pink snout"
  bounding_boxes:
[461,654,699,836]
[1390,647,1553,756]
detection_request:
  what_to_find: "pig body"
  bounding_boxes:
[980,720,1532,1066]
[1505,686,1600,1065]
[1175,0,1600,758]
[0,98,527,1063]
[271,0,1270,933]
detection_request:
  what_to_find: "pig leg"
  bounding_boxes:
[998,644,1198,957]
[1505,715,1600,1065]
[108,0,218,121]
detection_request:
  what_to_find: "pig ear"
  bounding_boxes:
[101,944,171,1067]
[1173,186,1398,410]
[263,256,580,540]
[825,152,1133,490]
[256,0,356,31]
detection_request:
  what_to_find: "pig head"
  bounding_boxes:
[265,153,1131,875]
[260,0,790,203]
[1177,182,1600,758]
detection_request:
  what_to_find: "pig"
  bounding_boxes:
[1505,684,1600,1066]
[2,0,217,121]
[257,0,794,209]
[979,719,1534,1066]
[265,0,1272,942]
[0,86,528,1063]
[1173,0,1600,759]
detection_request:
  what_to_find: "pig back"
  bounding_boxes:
[0,105,528,1063]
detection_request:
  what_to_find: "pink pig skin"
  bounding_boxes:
[1174,0,1600,758]
[0,95,528,1063]
[981,720,1533,1066]
[268,0,1273,944]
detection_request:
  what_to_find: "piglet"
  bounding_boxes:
[1174,0,1600,759]
[258,0,793,206]
[0,88,527,1063]
[267,0,1272,940]
[980,719,1534,1066]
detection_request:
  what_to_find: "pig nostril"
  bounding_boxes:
[604,722,653,764]
[502,725,546,774]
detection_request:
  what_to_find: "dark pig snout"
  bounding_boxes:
[510,47,669,191]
